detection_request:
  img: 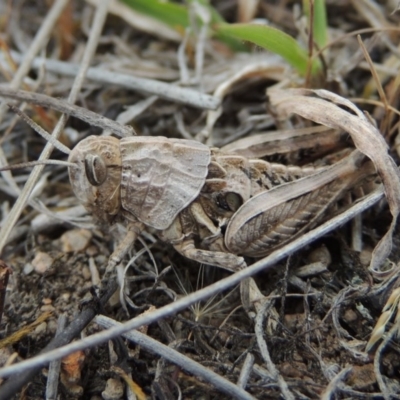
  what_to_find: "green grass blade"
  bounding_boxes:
[184,0,247,51]
[303,0,328,48]
[120,0,247,51]
[215,23,321,75]
[120,0,190,29]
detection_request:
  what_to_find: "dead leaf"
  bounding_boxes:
[268,88,400,276]
[61,350,85,383]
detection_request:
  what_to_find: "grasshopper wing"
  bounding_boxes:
[120,137,211,230]
[225,151,375,257]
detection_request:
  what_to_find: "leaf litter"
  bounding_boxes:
[0,1,400,399]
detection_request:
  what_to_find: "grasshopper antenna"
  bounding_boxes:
[0,159,76,172]
[1,105,77,171]
[7,104,71,155]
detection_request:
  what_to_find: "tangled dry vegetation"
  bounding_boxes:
[0,1,400,399]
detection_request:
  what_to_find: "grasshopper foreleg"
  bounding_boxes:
[101,222,144,288]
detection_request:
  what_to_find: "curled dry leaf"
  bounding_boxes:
[268,88,400,276]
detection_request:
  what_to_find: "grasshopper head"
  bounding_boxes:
[68,136,122,224]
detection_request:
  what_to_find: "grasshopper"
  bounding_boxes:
[0,89,377,280]
[68,135,376,275]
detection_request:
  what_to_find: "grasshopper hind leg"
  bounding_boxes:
[173,239,246,272]
[173,240,259,312]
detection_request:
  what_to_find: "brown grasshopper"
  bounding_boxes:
[0,89,377,278]
[68,134,376,275]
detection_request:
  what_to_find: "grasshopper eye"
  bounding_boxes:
[84,154,107,186]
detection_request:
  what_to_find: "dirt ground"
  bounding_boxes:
[0,1,400,399]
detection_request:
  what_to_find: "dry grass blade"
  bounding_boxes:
[366,287,400,352]
[351,0,396,34]
[373,323,399,400]
[45,315,67,400]
[237,353,255,389]
[221,126,342,157]
[0,88,135,137]
[1,52,221,110]
[6,104,71,154]
[321,367,352,400]
[0,311,52,349]
[269,87,400,275]
[110,366,147,400]
[254,298,295,400]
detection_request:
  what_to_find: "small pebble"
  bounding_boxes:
[284,313,305,330]
[61,229,92,253]
[360,249,372,266]
[86,245,98,257]
[61,377,83,397]
[34,322,47,335]
[47,319,58,334]
[32,252,54,274]
[292,352,304,363]
[102,378,124,400]
[40,305,55,313]
[96,255,107,265]
[343,308,358,323]
[23,263,34,275]
[347,364,376,389]
[108,290,121,308]
[307,244,332,265]
[0,347,14,366]
[280,361,304,378]
[61,292,71,302]
[82,266,91,280]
